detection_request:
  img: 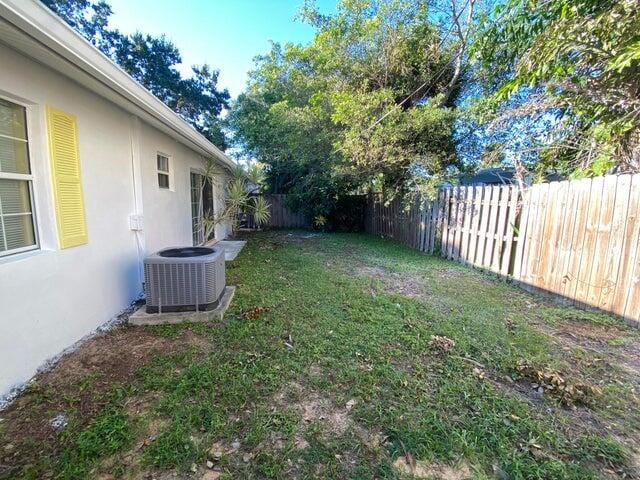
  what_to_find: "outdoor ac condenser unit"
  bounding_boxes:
[144,246,225,313]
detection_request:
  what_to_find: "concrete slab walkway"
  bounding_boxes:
[216,240,246,261]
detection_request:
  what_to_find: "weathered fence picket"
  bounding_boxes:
[243,194,309,229]
[365,173,640,325]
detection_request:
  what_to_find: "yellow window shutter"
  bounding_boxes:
[46,106,88,249]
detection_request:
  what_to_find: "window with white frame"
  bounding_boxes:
[0,98,37,256]
[157,153,170,189]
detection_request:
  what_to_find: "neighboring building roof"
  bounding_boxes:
[0,0,235,171]
[460,167,518,186]
[460,167,566,186]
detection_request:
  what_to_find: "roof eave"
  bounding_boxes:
[0,0,235,172]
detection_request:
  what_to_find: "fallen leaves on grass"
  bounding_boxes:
[242,306,269,320]
[355,351,374,371]
[519,437,544,459]
[515,359,602,406]
[472,367,486,380]
[429,335,456,355]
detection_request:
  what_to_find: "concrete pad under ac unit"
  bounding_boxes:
[128,286,235,326]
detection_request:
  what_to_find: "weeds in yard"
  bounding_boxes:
[142,424,201,470]
[1,231,639,479]
[55,406,134,479]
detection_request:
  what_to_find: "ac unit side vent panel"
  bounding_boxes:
[144,247,225,313]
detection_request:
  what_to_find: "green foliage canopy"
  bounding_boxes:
[42,0,231,149]
[228,0,467,219]
[472,0,640,176]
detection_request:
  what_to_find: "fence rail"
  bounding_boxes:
[365,173,640,325]
[242,194,309,229]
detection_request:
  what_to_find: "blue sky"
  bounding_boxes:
[108,0,337,98]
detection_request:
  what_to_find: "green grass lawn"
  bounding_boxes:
[2,231,639,479]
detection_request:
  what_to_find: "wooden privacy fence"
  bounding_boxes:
[243,194,309,229]
[365,173,640,325]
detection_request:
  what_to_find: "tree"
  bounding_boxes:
[472,0,640,177]
[228,0,477,222]
[227,41,344,220]
[41,0,231,150]
[40,0,117,53]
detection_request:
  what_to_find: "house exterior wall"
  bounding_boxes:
[137,122,230,253]
[0,43,228,398]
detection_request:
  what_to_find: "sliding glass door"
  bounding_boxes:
[190,172,215,245]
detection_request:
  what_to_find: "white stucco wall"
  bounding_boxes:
[137,122,230,254]
[0,43,228,398]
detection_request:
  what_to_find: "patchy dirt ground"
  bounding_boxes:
[1,231,639,479]
[392,457,472,480]
[0,325,211,479]
[273,381,355,438]
[355,265,426,299]
[349,245,640,452]
[355,259,640,388]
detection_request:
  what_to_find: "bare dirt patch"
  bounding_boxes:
[618,341,640,380]
[434,267,464,279]
[2,328,175,441]
[307,364,323,379]
[0,325,211,478]
[533,316,640,388]
[355,265,425,298]
[552,318,627,345]
[393,456,472,479]
[273,380,355,438]
[298,394,352,435]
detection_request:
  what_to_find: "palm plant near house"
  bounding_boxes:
[245,162,267,189]
[250,196,271,225]
[196,160,270,244]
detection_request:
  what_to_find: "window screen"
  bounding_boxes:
[0,99,36,255]
[157,153,170,189]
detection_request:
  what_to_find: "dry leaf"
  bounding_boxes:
[242,306,268,320]
[406,451,417,472]
[515,359,600,406]
[429,335,456,355]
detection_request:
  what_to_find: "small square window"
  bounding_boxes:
[157,153,170,189]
